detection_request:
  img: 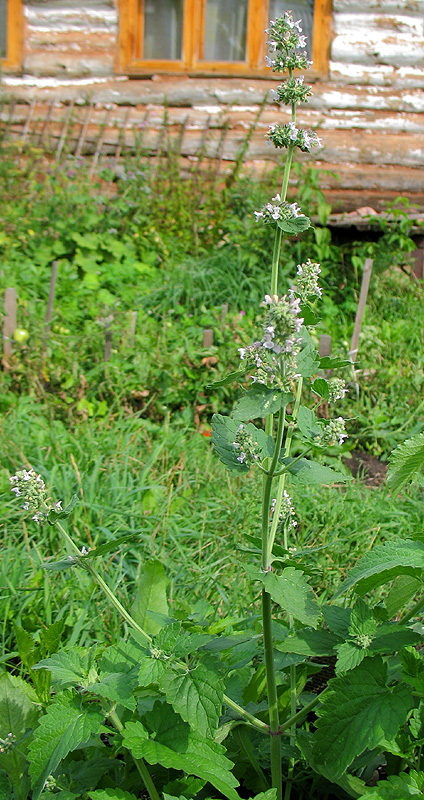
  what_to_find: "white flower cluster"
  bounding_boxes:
[68,545,91,564]
[292,259,322,301]
[265,12,312,73]
[9,468,62,524]
[238,294,303,391]
[327,378,348,403]
[314,417,348,447]
[271,490,297,531]
[270,76,312,106]
[254,194,302,224]
[267,122,322,153]
[232,424,262,466]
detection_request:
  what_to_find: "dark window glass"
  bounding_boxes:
[268,0,314,59]
[143,0,183,60]
[201,0,248,62]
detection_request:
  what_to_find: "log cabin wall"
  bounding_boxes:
[1,0,424,211]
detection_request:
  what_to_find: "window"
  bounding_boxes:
[119,0,332,77]
[1,0,23,70]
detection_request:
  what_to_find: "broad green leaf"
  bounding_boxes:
[123,715,239,800]
[278,628,340,656]
[252,791,277,800]
[33,648,97,689]
[297,343,320,378]
[261,568,321,627]
[89,667,139,711]
[322,605,351,638]
[319,356,351,369]
[100,638,147,672]
[138,655,167,686]
[39,619,65,655]
[369,625,423,654]
[131,559,168,635]
[277,214,311,234]
[312,656,413,776]
[311,378,330,400]
[211,414,272,472]
[206,370,246,390]
[296,405,323,440]
[387,433,424,492]
[335,641,366,674]
[0,772,11,800]
[385,575,423,619]
[211,414,250,473]
[233,385,290,422]
[282,456,348,485]
[336,539,424,596]
[357,770,424,798]
[159,658,224,737]
[28,693,104,800]
[0,673,40,790]
[89,790,138,800]
[401,646,424,693]
[14,624,38,669]
[298,730,368,797]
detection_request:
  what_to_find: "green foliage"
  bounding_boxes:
[387,432,424,492]
[130,558,169,635]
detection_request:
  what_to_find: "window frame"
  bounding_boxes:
[1,0,23,71]
[118,0,332,79]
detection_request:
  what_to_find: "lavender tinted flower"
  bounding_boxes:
[267,123,322,153]
[232,424,262,467]
[9,468,63,523]
[265,12,312,72]
[322,417,348,447]
[271,490,297,531]
[254,195,304,226]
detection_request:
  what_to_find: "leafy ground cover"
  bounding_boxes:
[1,135,424,799]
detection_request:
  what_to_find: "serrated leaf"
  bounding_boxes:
[297,343,320,378]
[400,646,424,693]
[277,214,311,234]
[282,457,348,485]
[206,370,246,390]
[90,667,139,711]
[39,619,65,655]
[319,356,351,369]
[159,658,224,737]
[0,673,40,789]
[131,559,168,636]
[138,655,167,686]
[278,627,340,656]
[385,576,423,619]
[311,656,413,776]
[311,378,330,400]
[369,624,423,654]
[211,414,272,472]
[336,539,424,596]
[28,693,104,800]
[0,772,11,800]
[357,771,424,798]
[261,568,321,627]
[211,414,250,473]
[123,713,239,800]
[296,405,323,440]
[34,648,97,689]
[322,605,351,638]
[89,789,138,800]
[233,385,290,422]
[335,641,366,674]
[387,433,424,492]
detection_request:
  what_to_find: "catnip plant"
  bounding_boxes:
[7,11,424,800]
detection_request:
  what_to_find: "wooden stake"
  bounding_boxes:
[203,329,213,348]
[3,287,17,358]
[319,334,332,358]
[350,258,373,363]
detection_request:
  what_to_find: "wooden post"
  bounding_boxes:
[350,258,373,363]
[129,311,137,345]
[3,288,17,358]
[89,106,113,180]
[42,261,58,356]
[203,329,214,348]
[319,334,332,358]
[412,237,424,280]
[55,101,75,162]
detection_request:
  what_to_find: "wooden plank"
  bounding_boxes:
[75,101,94,157]
[89,106,113,179]
[55,101,75,161]
[350,258,373,363]
[1,0,23,71]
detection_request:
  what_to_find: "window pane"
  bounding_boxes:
[143,0,183,60]
[0,0,7,59]
[268,0,314,59]
[202,0,248,62]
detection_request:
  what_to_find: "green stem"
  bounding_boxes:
[109,708,161,800]
[224,695,269,733]
[398,592,424,625]
[263,587,282,800]
[280,694,320,733]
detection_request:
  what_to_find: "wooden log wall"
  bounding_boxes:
[0,0,423,211]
